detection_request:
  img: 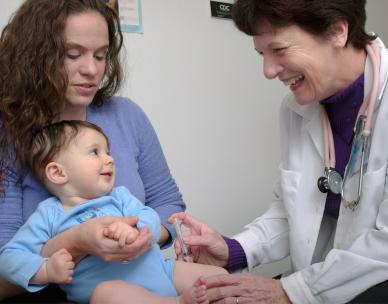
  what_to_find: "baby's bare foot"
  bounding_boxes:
[179,277,208,304]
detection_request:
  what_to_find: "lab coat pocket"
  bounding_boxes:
[361,162,387,207]
[336,163,387,247]
[279,168,301,217]
[352,162,388,229]
[376,199,388,231]
[373,164,388,230]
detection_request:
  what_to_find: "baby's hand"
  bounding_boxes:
[46,248,74,284]
[104,221,140,247]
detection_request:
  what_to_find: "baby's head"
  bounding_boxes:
[29,120,115,203]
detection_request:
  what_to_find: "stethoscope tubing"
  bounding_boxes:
[319,42,386,208]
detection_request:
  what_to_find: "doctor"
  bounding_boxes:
[170,0,388,303]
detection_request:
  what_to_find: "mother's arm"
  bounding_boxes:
[0,277,25,301]
[131,101,186,248]
[41,216,152,263]
[158,226,170,246]
[0,169,28,299]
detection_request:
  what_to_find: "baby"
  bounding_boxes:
[0,120,226,304]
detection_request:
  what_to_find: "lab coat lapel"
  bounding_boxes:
[374,38,388,99]
[285,98,327,268]
[286,98,324,162]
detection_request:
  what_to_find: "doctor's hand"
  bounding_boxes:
[204,273,291,304]
[168,212,229,267]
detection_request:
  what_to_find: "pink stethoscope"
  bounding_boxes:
[317,43,384,210]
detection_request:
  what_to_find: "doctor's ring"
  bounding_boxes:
[121,259,129,264]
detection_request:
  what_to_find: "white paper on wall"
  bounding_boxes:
[119,0,143,33]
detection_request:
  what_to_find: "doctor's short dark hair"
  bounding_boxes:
[232,0,375,49]
[28,120,110,184]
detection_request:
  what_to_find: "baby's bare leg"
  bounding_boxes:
[173,261,228,294]
[90,279,211,304]
[89,263,227,304]
[90,280,178,304]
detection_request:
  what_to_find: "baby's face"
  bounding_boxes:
[57,127,115,200]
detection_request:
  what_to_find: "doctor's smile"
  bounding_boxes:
[282,75,305,90]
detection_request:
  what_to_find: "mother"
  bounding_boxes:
[0,0,185,300]
[171,0,388,303]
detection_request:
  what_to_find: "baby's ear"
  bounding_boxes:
[45,162,68,185]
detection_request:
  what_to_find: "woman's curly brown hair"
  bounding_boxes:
[0,0,123,192]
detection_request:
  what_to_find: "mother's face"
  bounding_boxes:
[63,11,109,116]
[253,23,346,105]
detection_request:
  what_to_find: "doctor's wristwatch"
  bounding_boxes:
[317,167,342,195]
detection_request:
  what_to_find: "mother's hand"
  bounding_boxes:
[205,273,291,304]
[78,216,153,262]
[42,216,152,263]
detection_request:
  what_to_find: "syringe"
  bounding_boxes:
[172,218,191,262]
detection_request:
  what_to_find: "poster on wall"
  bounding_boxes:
[118,0,143,34]
[102,0,143,34]
[101,0,119,12]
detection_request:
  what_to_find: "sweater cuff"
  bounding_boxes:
[223,236,248,272]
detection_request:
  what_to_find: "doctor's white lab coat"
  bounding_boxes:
[234,37,388,303]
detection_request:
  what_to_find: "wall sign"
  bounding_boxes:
[210,1,233,20]
[119,0,143,33]
[102,0,143,33]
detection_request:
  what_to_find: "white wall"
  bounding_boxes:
[366,1,388,43]
[121,1,287,273]
[123,1,284,227]
[1,0,388,277]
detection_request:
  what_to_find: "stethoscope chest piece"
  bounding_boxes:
[317,167,342,195]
